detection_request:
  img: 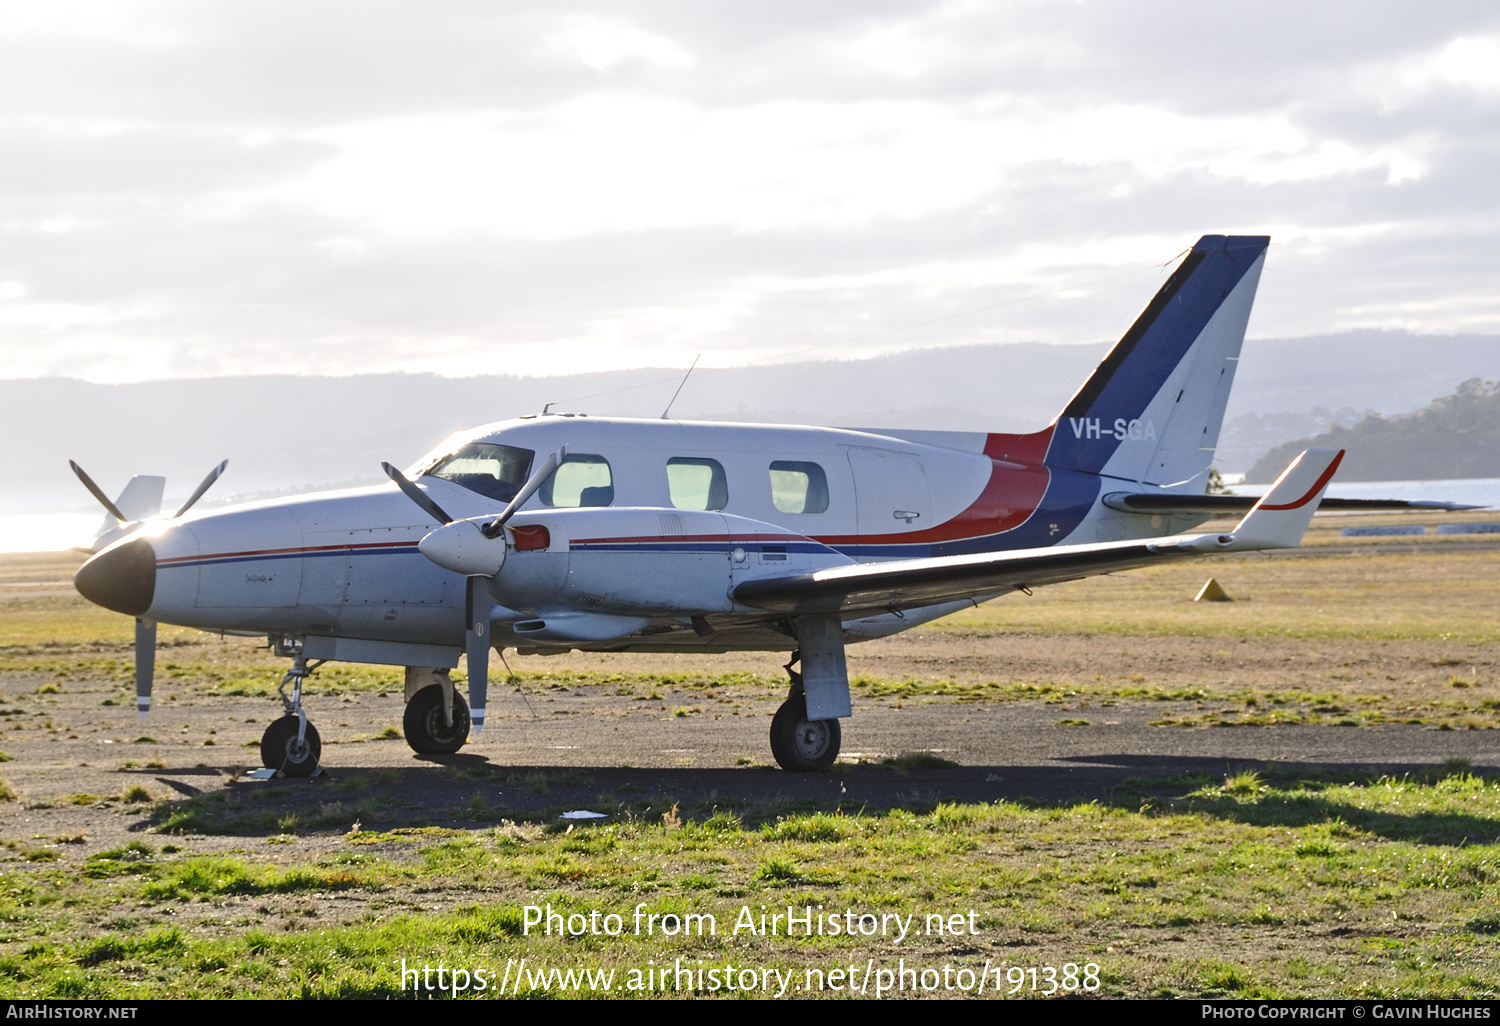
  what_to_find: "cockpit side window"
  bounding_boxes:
[540,453,614,507]
[769,461,829,514]
[422,443,535,503]
[667,457,728,511]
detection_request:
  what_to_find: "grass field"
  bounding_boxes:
[1,767,1497,999]
[0,530,1496,999]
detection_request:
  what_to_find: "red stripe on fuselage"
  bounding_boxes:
[983,425,1054,463]
[814,426,1055,547]
[571,533,804,545]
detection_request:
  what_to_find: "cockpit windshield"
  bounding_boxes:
[418,442,535,503]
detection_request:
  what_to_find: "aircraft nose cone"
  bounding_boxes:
[74,537,156,616]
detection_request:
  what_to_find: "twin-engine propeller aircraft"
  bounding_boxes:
[67,235,1457,774]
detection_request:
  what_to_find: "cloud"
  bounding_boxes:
[1395,35,1500,98]
[273,96,1429,240]
[0,2,1497,384]
[556,14,693,73]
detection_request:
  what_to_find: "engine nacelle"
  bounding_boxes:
[512,612,654,642]
[467,507,854,617]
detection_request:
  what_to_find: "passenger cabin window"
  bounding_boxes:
[667,457,728,511]
[769,461,829,514]
[541,453,614,507]
[421,443,534,503]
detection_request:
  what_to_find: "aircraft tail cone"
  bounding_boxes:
[1195,577,1231,602]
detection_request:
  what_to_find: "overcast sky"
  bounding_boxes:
[1,1,1496,385]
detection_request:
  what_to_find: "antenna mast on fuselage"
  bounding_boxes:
[660,354,701,420]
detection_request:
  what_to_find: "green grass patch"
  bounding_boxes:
[140,857,378,900]
[0,773,1494,996]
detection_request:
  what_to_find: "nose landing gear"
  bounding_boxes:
[259,654,323,777]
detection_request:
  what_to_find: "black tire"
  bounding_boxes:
[260,715,321,777]
[769,696,840,771]
[403,685,471,755]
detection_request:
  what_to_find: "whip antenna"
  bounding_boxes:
[660,354,701,419]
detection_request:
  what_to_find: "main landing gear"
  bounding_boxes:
[402,667,470,755]
[769,651,841,772]
[260,654,323,777]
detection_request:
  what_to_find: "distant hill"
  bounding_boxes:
[3,330,1495,511]
[1215,330,1500,473]
[1246,379,1500,483]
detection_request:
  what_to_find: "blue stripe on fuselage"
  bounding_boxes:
[161,545,422,570]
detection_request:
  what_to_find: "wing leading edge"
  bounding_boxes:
[734,448,1344,618]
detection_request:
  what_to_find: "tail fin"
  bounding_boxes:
[1230,448,1343,549]
[1045,235,1269,490]
[113,476,166,521]
[90,475,165,552]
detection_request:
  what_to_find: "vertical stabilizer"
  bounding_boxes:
[113,475,166,521]
[90,474,166,552]
[1046,235,1268,491]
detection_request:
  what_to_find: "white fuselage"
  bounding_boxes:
[114,415,1203,657]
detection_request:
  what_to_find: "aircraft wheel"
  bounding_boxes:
[769,696,840,771]
[260,715,321,777]
[403,685,471,755]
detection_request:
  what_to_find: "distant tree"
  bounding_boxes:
[1206,468,1233,495]
[1246,379,1500,482]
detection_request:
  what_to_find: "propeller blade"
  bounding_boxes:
[465,576,490,735]
[69,460,128,522]
[482,446,566,537]
[135,617,156,719]
[170,460,228,518]
[382,462,455,525]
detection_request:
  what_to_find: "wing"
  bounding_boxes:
[735,448,1344,618]
[735,535,1201,615]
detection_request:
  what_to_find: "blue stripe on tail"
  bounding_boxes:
[1044,235,1268,476]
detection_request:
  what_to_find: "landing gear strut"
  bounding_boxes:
[260,653,323,777]
[769,651,841,772]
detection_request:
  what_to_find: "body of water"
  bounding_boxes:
[0,514,106,555]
